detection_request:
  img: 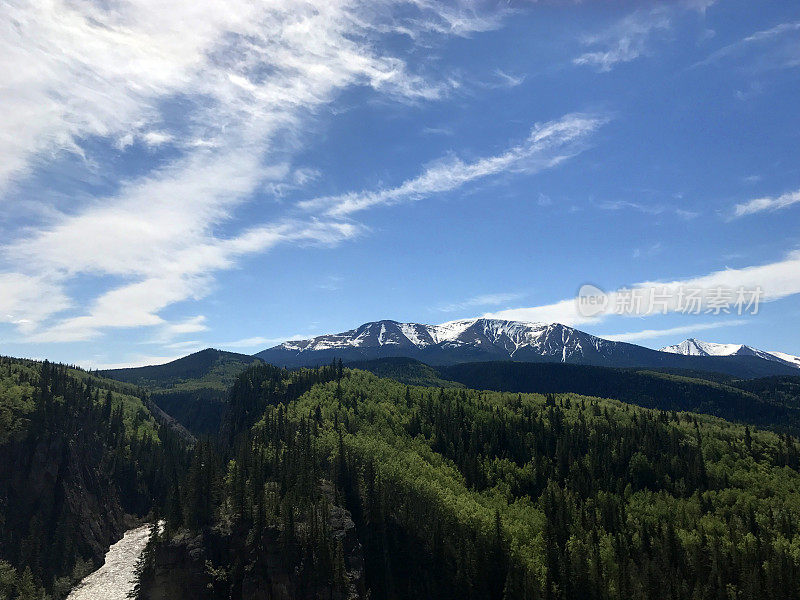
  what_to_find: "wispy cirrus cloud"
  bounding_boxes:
[493,69,525,88]
[299,113,608,217]
[573,1,717,72]
[602,319,747,343]
[597,199,699,220]
[0,0,501,344]
[732,188,800,218]
[0,0,474,191]
[692,21,800,70]
[220,334,309,350]
[573,7,673,72]
[436,292,525,313]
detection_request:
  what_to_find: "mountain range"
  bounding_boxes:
[255,318,800,378]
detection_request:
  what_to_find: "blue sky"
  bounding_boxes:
[1,0,799,368]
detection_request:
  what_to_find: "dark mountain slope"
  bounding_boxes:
[343,357,463,388]
[101,349,263,434]
[732,375,800,409]
[345,358,800,434]
[437,361,800,433]
[100,348,261,388]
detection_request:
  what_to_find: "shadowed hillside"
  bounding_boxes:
[101,349,263,434]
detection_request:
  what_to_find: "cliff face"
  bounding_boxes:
[142,502,366,600]
[0,429,128,572]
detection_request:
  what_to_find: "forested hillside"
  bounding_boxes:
[733,375,800,409]
[5,353,800,599]
[361,359,800,434]
[101,349,263,435]
[137,363,800,599]
[0,357,188,599]
[343,357,464,388]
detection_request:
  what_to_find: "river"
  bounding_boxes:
[67,524,154,600]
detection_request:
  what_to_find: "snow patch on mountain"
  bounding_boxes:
[273,318,556,356]
[768,351,800,368]
[661,339,744,357]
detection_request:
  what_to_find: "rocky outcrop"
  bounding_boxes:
[144,396,196,443]
[139,530,209,600]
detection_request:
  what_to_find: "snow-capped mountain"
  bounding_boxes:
[255,319,800,377]
[661,338,800,370]
[265,319,619,362]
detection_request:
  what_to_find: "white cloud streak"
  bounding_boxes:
[598,200,699,220]
[602,320,747,343]
[573,1,718,72]
[299,113,608,217]
[573,7,672,72]
[220,334,308,350]
[79,353,192,371]
[436,292,524,313]
[17,220,361,343]
[733,188,800,218]
[484,250,800,326]
[493,69,525,87]
[0,0,477,190]
[693,21,800,69]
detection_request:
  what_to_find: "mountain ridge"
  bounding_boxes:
[256,318,800,377]
[99,348,264,435]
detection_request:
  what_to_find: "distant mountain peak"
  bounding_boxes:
[276,318,555,356]
[661,338,800,370]
[259,318,634,368]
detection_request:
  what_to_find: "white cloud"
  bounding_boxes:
[0,273,70,334]
[220,334,307,350]
[163,340,205,351]
[79,353,189,371]
[484,250,800,326]
[733,188,800,218]
[0,0,499,344]
[300,113,608,217]
[602,320,747,343]
[142,131,173,147]
[573,7,672,72]
[693,21,800,69]
[17,220,360,343]
[573,1,718,72]
[1,0,484,191]
[493,69,525,87]
[164,316,208,336]
[597,199,699,219]
[484,297,589,327]
[436,292,524,313]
